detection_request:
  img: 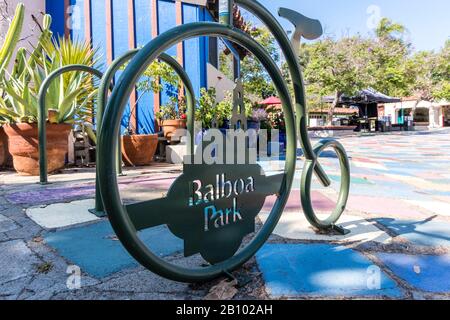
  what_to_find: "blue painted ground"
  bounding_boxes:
[256,243,402,298]
[45,221,183,278]
[376,218,450,247]
[346,180,430,201]
[376,253,450,293]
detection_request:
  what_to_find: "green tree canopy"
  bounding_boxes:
[220,23,279,100]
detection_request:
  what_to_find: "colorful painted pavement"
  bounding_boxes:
[1,129,450,299]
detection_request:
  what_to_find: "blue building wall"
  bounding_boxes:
[45,0,210,134]
[158,0,178,108]
[45,0,65,38]
[134,0,155,134]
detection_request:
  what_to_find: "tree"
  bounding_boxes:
[219,23,279,100]
[302,36,371,123]
[432,40,450,101]
[301,17,421,124]
[404,40,449,106]
[366,18,413,97]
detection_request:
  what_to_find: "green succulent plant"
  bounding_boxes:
[0,3,99,125]
[0,3,24,75]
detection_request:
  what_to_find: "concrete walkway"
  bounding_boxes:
[1,129,450,300]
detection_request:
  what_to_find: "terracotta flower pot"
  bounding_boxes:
[160,119,187,141]
[0,127,8,167]
[121,134,158,166]
[3,123,72,176]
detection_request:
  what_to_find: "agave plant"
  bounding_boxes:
[0,3,99,125]
[0,3,24,123]
[0,3,24,74]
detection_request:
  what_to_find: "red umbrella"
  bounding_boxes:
[259,96,281,105]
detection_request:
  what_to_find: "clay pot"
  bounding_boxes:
[160,119,187,141]
[3,123,72,176]
[121,134,158,166]
[0,127,8,167]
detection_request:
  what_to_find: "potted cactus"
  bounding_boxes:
[0,4,98,175]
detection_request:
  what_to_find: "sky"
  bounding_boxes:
[251,0,450,52]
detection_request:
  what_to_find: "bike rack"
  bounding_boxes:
[38,0,351,283]
[96,0,351,283]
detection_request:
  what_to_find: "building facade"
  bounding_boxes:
[383,97,450,129]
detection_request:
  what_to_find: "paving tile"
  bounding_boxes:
[406,200,450,217]
[0,240,40,284]
[26,199,99,229]
[376,218,450,247]
[376,253,450,293]
[263,191,335,213]
[256,244,402,298]
[347,196,427,217]
[44,221,183,278]
[259,212,390,243]
[0,213,18,233]
[6,184,96,205]
[329,174,374,185]
[352,161,388,171]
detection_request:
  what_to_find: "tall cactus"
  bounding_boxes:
[0,3,25,73]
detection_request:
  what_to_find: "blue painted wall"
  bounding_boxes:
[183,4,209,94]
[135,0,155,134]
[111,0,132,133]
[70,0,85,41]
[46,0,210,134]
[158,0,178,108]
[45,0,65,38]
[90,1,107,72]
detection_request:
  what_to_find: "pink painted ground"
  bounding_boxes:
[263,191,335,212]
[347,195,427,217]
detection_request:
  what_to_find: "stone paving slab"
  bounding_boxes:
[376,218,450,248]
[263,191,335,213]
[347,195,427,217]
[26,199,99,229]
[0,240,40,284]
[376,253,450,293]
[1,130,450,299]
[6,184,96,205]
[259,212,391,243]
[347,180,429,201]
[406,200,450,217]
[256,244,403,298]
[44,221,183,278]
[0,213,18,233]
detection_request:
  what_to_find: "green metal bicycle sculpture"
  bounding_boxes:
[95,0,351,283]
[39,0,350,283]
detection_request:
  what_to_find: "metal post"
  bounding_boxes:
[218,0,233,25]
